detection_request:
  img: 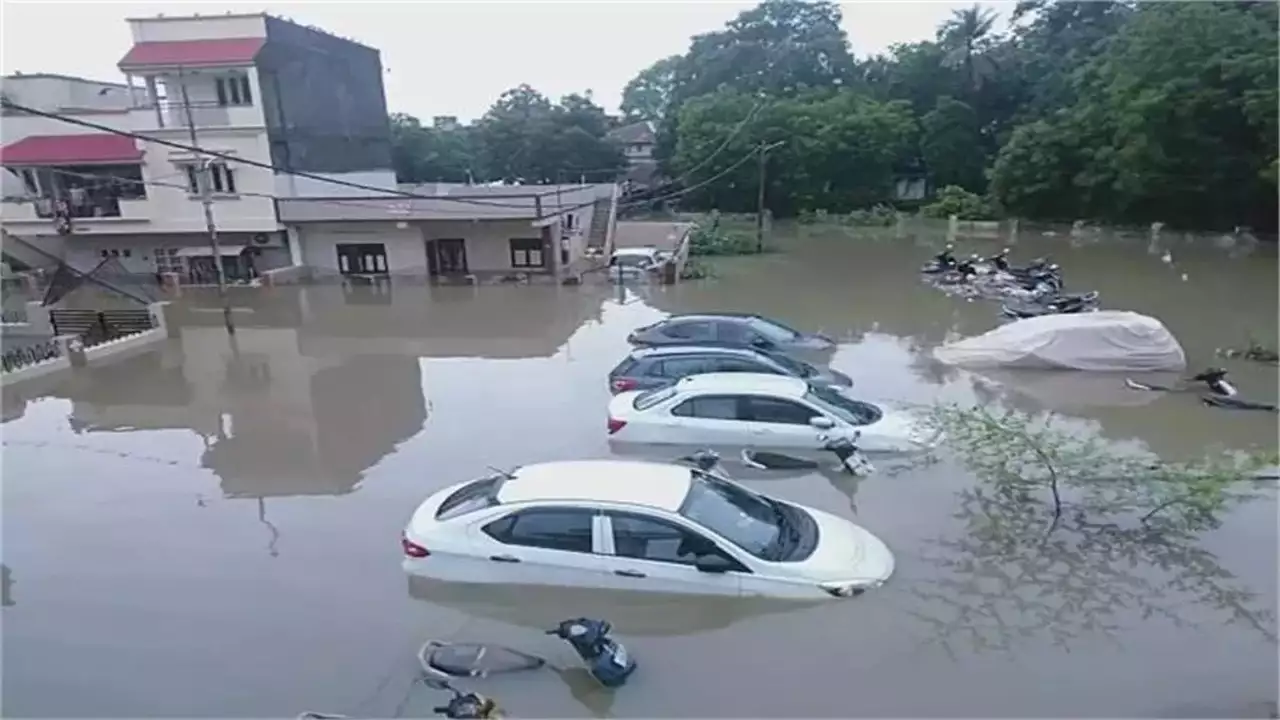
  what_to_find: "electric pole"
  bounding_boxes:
[177,68,236,337]
[756,140,784,254]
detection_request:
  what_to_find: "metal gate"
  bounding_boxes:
[49,309,154,346]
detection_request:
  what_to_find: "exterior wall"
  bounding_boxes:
[63,231,289,274]
[0,74,137,113]
[143,68,268,129]
[299,223,426,276]
[138,130,279,234]
[274,169,398,198]
[125,14,267,43]
[259,16,393,175]
[421,219,550,274]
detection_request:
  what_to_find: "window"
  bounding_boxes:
[609,512,732,568]
[633,385,677,411]
[806,385,883,426]
[155,247,184,275]
[122,249,132,258]
[660,320,713,341]
[678,471,782,559]
[215,74,253,106]
[656,356,717,378]
[564,214,575,230]
[482,508,595,553]
[714,357,771,374]
[184,164,237,195]
[742,396,818,425]
[747,317,802,343]
[436,476,504,521]
[509,238,544,268]
[671,395,740,420]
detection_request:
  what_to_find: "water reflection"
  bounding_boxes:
[406,576,820,638]
[905,470,1278,657]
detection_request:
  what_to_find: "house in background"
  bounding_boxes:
[276,182,618,283]
[0,12,396,283]
[607,120,659,189]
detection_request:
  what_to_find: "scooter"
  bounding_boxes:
[423,678,503,719]
[920,245,958,274]
[545,618,636,688]
[678,434,876,478]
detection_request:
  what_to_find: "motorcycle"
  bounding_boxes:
[424,678,503,719]
[677,434,876,478]
[1000,290,1100,319]
[545,618,636,688]
[920,245,958,274]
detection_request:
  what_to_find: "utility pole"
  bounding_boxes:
[177,68,236,337]
[756,140,784,254]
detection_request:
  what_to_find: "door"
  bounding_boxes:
[436,238,468,274]
[738,395,831,449]
[600,511,743,596]
[470,507,607,588]
[335,243,389,275]
[666,394,743,445]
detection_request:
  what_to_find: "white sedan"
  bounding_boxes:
[607,373,934,454]
[401,460,895,600]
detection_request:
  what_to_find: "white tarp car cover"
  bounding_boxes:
[933,311,1187,372]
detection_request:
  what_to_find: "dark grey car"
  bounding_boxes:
[607,345,852,394]
[626,314,837,359]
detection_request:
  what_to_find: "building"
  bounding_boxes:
[276,182,619,282]
[1,12,396,283]
[607,120,659,188]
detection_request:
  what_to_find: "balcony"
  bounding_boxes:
[132,99,263,131]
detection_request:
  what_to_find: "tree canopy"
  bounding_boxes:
[620,0,1279,230]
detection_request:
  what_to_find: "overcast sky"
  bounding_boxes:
[1,1,1012,122]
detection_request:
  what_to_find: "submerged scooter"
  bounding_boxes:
[423,677,503,719]
[417,617,636,689]
[545,618,636,688]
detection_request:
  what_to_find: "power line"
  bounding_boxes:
[619,141,779,210]
[0,99,584,212]
[665,101,764,187]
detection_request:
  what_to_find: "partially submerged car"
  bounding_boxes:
[609,247,669,278]
[608,345,852,394]
[401,459,894,599]
[607,373,935,454]
[627,313,836,358]
[933,310,1187,372]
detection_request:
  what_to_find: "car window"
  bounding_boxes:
[660,320,713,341]
[656,356,716,378]
[678,471,781,559]
[742,396,818,425]
[609,512,734,568]
[634,385,677,410]
[482,508,595,553]
[714,357,772,374]
[671,395,740,420]
[436,476,504,520]
[806,385,882,426]
[758,349,813,377]
[747,317,801,343]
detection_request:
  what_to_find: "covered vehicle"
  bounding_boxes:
[933,311,1186,372]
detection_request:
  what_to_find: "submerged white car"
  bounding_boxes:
[607,373,934,454]
[401,460,895,600]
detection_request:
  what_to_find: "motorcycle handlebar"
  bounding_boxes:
[432,707,449,715]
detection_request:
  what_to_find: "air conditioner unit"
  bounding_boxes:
[251,232,283,247]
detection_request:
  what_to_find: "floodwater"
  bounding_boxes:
[2,225,1277,718]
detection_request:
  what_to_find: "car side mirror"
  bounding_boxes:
[695,554,735,574]
[809,416,835,430]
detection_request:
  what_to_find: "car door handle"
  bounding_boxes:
[489,554,521,563]
[613,569,646,578]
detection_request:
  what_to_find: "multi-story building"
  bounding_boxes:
[1,13,396,281]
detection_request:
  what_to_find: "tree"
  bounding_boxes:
[389,113,480,184]
[937,5,1000,95]
[474,85,626,184]
[620,55,682,123]
[920,96,987,192]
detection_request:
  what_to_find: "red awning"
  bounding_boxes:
[118,38,265,70]
[0,134,143,166]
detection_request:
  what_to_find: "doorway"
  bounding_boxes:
[335,243,389,275]
[433,238,467,275]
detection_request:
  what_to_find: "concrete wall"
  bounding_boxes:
[259,16,393,174]
[0,74,136,113]
[63,232,290,275]
[273,169,398,199]
[126,14,268,42]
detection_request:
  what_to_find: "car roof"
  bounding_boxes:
[662,312,762,323]
[496,460,692,512]
[674,372,808,397]
[629,345,767,360]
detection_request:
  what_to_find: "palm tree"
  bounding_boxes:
[938,5,1000,93]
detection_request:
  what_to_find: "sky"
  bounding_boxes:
[1,0,1012,122]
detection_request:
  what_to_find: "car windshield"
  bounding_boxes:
[805,384,881,426]
[747,317,802,343]
[759,348,816,377]
[633,385,677,410]
[612,253,653,267]
[677,471,782,559]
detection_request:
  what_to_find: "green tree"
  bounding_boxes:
[620,55,682,123]
[475,85,626,184]
[920,96,987,192]
[389,113,480,184]
[937,5,1000,96]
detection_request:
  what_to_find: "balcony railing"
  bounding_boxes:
[132,99,259,129]
[32,195,122,219]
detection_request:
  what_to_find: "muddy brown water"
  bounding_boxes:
[2,227,1277,717]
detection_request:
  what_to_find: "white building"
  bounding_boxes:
[1,13,396,282]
